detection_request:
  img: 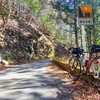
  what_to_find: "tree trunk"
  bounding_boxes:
[74,0,78,47]
[0,0,2,14]
[86,32,90,48]
[93,24,96,44]
[1,0,12,34]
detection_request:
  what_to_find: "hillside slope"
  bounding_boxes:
[0,17,55,64]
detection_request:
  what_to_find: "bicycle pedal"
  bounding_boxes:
[75,74,80,77]
[73,74,80,81]
[82,72,86,75]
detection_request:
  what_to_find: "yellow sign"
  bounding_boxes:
[78,5,92,18]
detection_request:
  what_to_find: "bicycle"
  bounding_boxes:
[68,44,100,89]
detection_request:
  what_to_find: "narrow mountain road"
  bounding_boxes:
[0,60,73,100]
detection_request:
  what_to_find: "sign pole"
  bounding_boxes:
[78,5,93,59]
[81,25,86,58]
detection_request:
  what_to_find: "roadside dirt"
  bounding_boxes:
[46,62,100,100]
[0,64,14,71]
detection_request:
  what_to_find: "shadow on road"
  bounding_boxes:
[0,60,75,100]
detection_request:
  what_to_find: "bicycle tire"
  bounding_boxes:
[68,56,81,79]
[87,56,100,89]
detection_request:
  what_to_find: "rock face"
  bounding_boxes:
[0,19,54,64]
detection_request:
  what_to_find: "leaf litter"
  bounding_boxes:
[46,62,100,100]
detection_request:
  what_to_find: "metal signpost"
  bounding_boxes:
[78,5,93,58]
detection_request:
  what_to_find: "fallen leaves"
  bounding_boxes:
[46,62,100,100]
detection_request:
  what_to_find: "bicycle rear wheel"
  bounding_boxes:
[68,56,81,79]
[87,56,100,89]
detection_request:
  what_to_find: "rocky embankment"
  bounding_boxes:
[0,18,54,64]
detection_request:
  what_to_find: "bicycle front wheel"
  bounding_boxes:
[87,56,100,89]
[68,56,81,79]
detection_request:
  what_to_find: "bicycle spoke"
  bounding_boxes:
[68,56,81,80]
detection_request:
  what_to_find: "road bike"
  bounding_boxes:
[68,44,100,89]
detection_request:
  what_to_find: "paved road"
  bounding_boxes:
[0,60,73,100]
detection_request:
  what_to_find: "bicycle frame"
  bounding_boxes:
[85,52,100,73]
[85,54,92,72]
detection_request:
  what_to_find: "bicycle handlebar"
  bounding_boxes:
[88,44,100,49]
[68,47,84,55]
[68,44,100,55]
